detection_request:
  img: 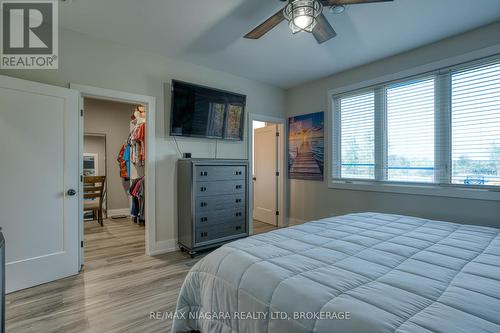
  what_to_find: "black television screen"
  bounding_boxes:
[170,80,246,141]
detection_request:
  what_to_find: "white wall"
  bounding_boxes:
[286,22,500,228]
[0,28,286,247]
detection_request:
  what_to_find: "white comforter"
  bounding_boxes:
[172,213,500,333]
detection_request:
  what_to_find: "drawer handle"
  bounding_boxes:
[200,202,207,207]
[200,171,208,176]
[235,171,242,175]
[235,198,242,203]
[235,212,242,217]
[235,226,242,231]
[201,217,208,222]
[200,231,208,237]
[200,186,207,192]
[235,185,242,189]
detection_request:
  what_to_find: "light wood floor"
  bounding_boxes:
[253,219,279,234]
[6,218,278,333]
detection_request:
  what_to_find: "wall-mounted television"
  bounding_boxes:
[170,80,246,141]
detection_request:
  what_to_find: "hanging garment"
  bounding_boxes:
[129,177,141,220]
[138,179,145,223]
[136,123,145,165]
[117,144,129,180]
[123,144,131,179]
[131,197,140,221]
[129,122,146,166]
[129,177,145,223]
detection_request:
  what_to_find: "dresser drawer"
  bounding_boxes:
[195,220,246,244]
[195,180,245,197]
[195,194,245,213]
[195,207,245,228]
[195,165,246,182]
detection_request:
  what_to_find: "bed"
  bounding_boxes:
[172,212,500,333]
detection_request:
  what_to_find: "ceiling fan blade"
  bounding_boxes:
[244,9,285,39]
[321,0,393,6]
[313,13,337,44]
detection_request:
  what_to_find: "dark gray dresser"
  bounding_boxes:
[177,159,249,257]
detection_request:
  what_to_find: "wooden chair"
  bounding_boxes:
[83,176,106,226]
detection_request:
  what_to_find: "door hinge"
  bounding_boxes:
[276,171,279,176]
[276,211,279,216]
[81,241,84,247]
[80,109,83,116]
[276,132,280,137]
[80,175,83,182]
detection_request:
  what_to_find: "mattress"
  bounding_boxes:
[172,213,500,333]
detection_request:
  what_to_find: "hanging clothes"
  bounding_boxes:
[129,122,145,166]
[118,109,146,222]
[129,176,145,224]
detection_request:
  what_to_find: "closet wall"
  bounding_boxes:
[84,98,138,211]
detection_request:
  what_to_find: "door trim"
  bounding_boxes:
[253,125,278,226]
[248,114,287,233]
[70,84,157,258]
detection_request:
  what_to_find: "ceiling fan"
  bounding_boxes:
[244,0,394,44]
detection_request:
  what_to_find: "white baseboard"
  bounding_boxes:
[148,238,178,256]
[108,208,130,217]
[288,217,306,226]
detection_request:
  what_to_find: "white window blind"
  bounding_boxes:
[386,78,435,182]
[451,61,500,186]
[331,55,500,196]
[340,91,375,179]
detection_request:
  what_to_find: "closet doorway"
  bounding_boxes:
[82,97,146,262]
[72,84,156,267]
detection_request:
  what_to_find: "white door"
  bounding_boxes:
[253,125,278,225]
[0,75,80,293]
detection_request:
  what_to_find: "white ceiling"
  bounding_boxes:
[59,0,500,88]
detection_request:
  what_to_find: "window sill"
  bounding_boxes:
[328,180,500,201]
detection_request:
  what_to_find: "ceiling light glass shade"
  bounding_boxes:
[283,0,323,34]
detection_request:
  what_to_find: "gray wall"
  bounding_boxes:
[286,22,500,228]
[84,98,136,210]
[0,28,286,245]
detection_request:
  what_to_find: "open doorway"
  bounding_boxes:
[251,119,285,235]
[83,133,107,219]
[82,97,146,263]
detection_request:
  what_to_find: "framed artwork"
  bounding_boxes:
[83,153,98,176]
[288,112,324,181]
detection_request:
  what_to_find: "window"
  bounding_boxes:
[340,92,374,179]
[331,56,500,196]
[451,62,500,187]
[386,78,435,182]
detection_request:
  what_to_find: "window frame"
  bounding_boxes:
[328,54,500,201]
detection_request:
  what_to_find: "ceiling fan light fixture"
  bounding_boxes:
[283,0,323,34]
